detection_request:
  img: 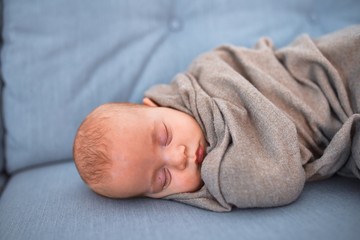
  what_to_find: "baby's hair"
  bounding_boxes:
[73,105,113,186]
[73,102,146,186]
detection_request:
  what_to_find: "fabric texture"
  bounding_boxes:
[145,26,360,211]
[0,161,359,240]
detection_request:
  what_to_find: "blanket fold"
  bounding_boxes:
[145,26,360,212]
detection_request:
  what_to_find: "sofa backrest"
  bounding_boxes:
[1,0,360,175]
[0,0,5,192]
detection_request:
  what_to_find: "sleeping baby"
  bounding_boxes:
[73,100,207,199]
[73,26,360,212]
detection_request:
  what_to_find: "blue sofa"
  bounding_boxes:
[1,1,359,239]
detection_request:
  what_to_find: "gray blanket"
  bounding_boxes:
[144,26,360,212]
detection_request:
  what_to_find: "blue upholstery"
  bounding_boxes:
[2,0,360,173]
[1,0,360,239]
[0,0,5,193]
[0,82,4,192]
[0,161,359,240]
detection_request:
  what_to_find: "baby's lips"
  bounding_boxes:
[195,144,205,166]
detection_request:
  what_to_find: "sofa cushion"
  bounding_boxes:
[2,0,360,173]
[0,162,359,240]
[0,84,5,193]
[0,0,5,193]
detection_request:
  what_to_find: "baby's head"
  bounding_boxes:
[73,98,207,199]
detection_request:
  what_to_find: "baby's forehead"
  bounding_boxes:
[104,107,152,139]
[108,107,148,124]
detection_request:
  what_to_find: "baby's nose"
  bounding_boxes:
[167,145,187,170]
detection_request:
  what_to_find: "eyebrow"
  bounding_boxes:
[145,172,158,195]
[148,121,157,194]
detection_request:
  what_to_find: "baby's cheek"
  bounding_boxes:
[178,171,203,193]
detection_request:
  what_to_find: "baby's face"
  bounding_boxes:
[92,103,207,199]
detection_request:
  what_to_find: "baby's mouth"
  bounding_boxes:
[195,144,205,166]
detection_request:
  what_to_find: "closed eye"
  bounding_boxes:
[154,168,171,192]
[163,168,171,190]
[162,122,172,146]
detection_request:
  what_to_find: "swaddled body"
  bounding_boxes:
[145,26,360,211]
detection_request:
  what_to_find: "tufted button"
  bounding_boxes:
[168,18,183,32]
[308,10,318,23]
[310,14,318,23]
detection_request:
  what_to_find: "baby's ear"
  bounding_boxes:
[143,97,159,107]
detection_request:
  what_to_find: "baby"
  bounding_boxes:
[73,26,359,212]
[73,98,208,199]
